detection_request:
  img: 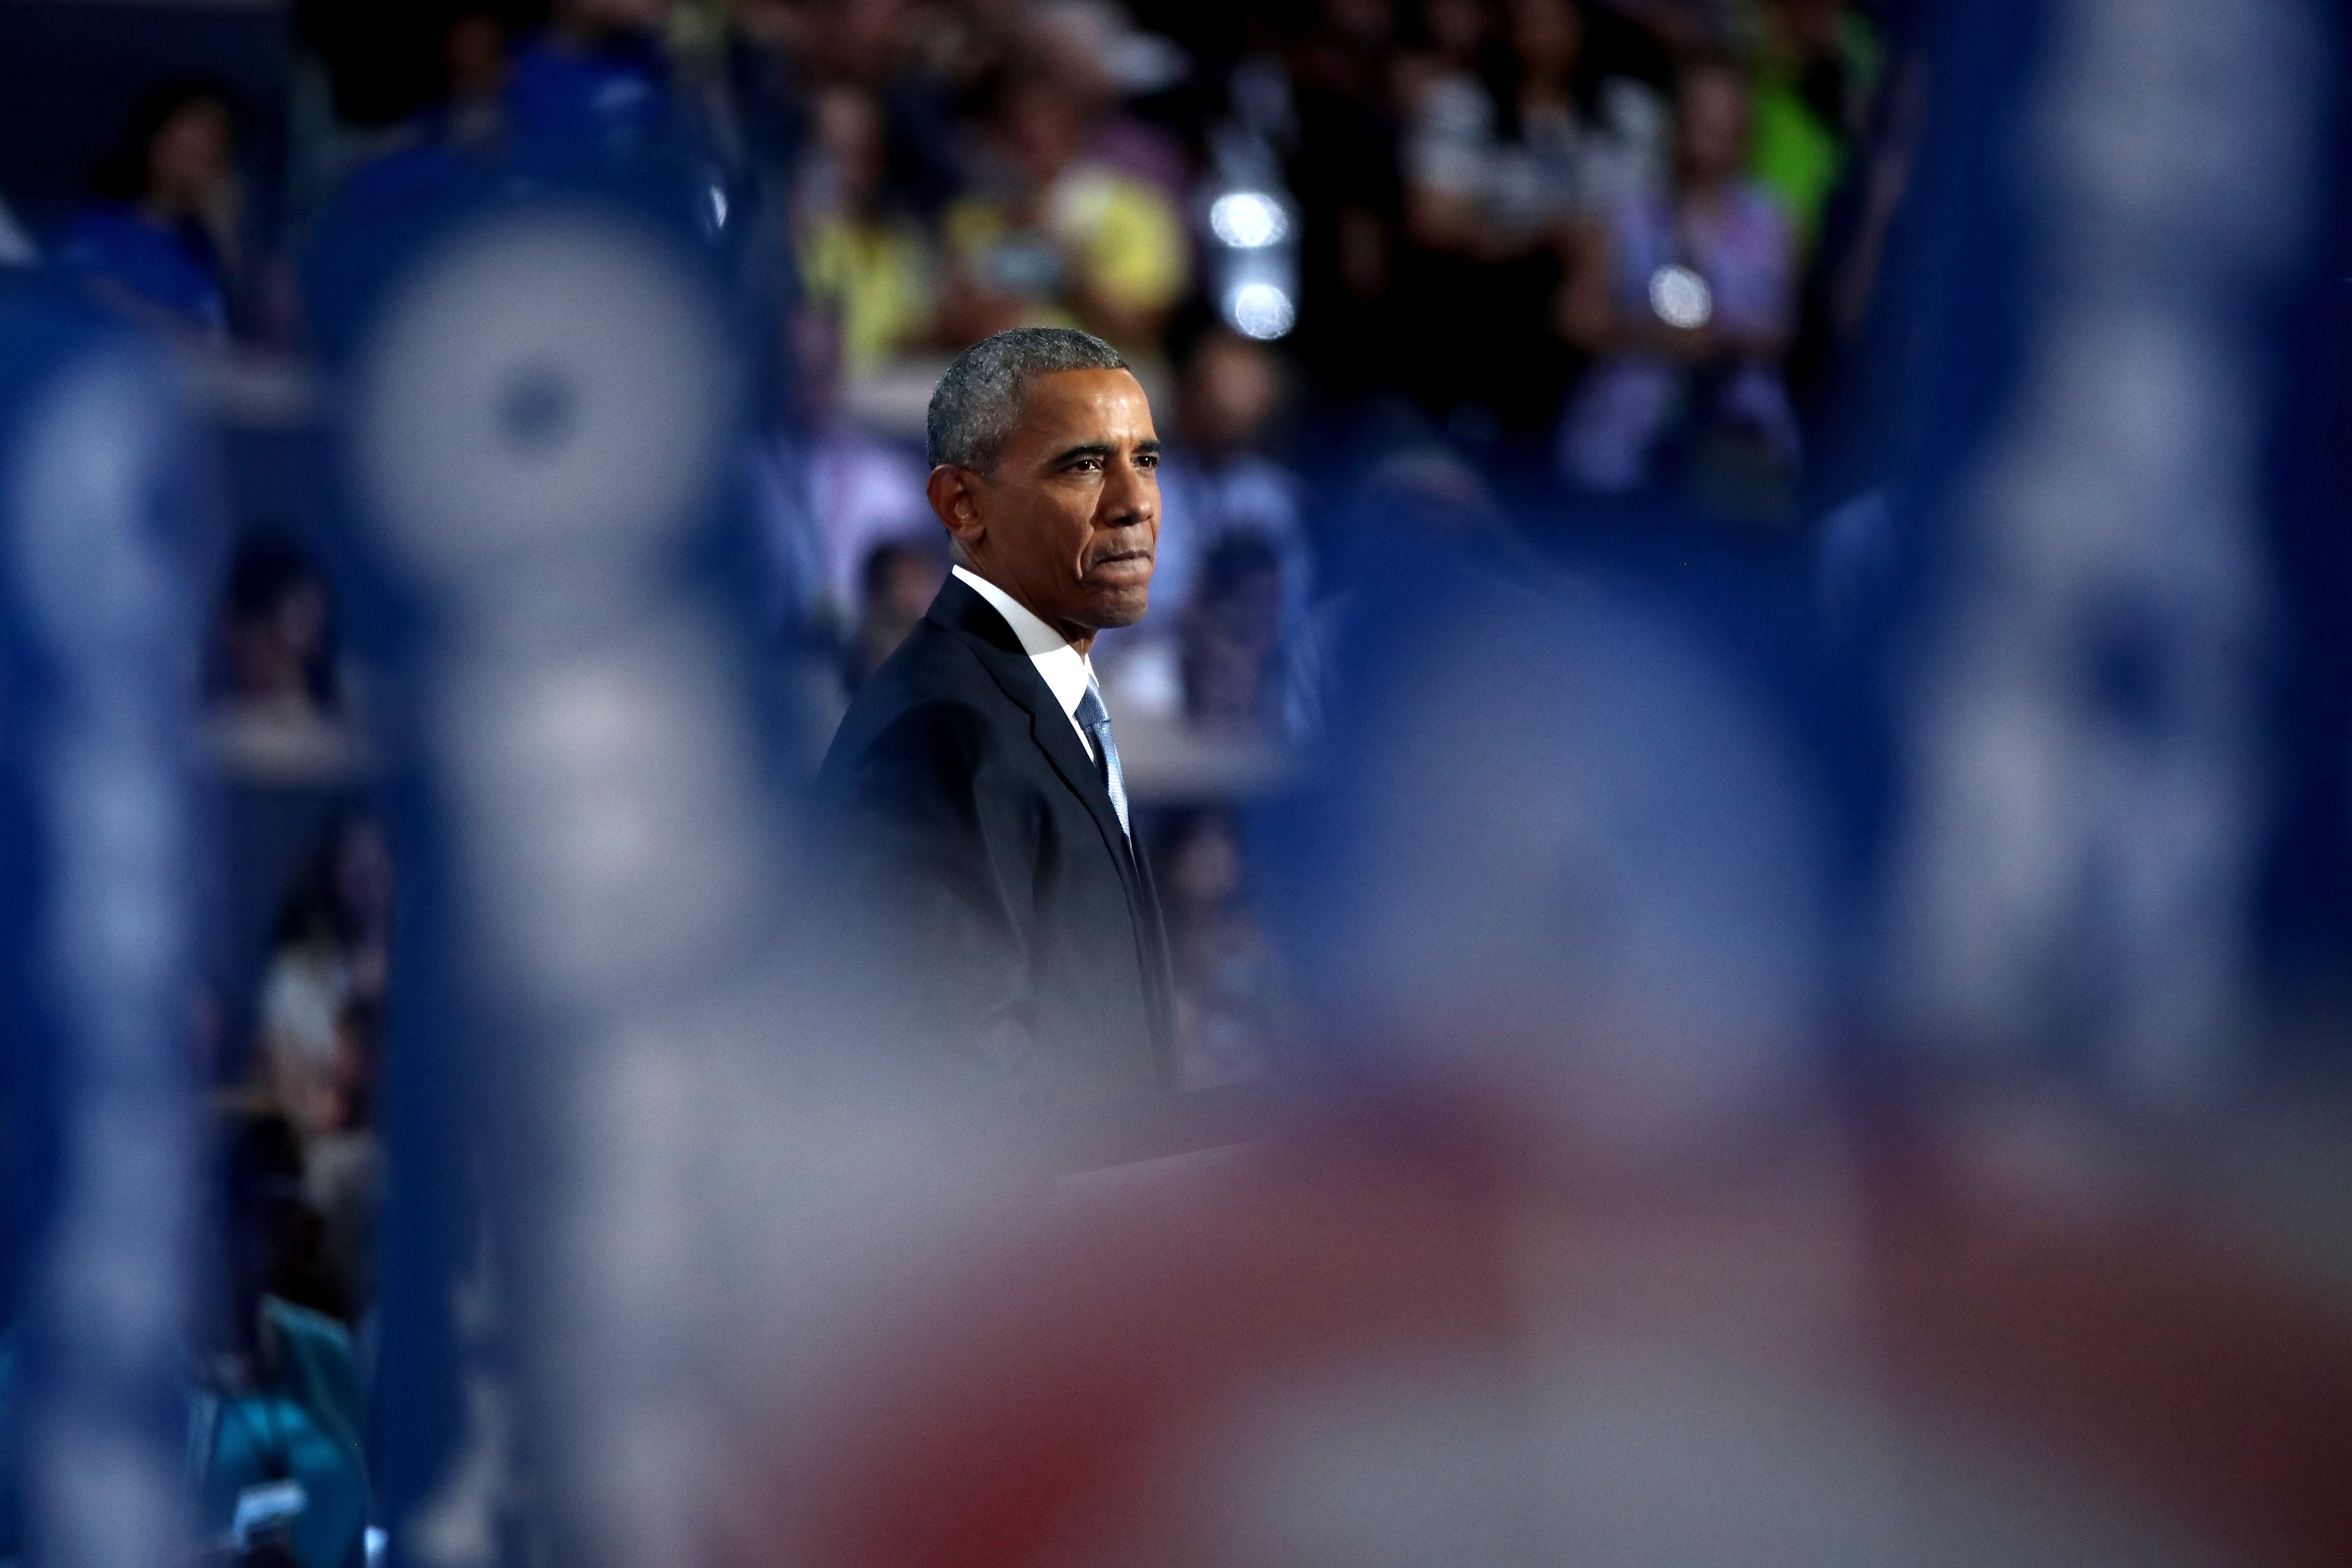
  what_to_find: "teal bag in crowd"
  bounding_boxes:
[195,1393,367,1568]
[191,1299,370,1568]
[3,1300,365,1568]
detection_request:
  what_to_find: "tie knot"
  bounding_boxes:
[1075,682,1109,730]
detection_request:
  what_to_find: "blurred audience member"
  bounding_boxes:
[749,311,934,638]
[900,0,1029,99]
[439,6,516,155]
[1153,809,1289,1088]
[846,536,951,690]
[1745,0,1880,247]
[795,83,941,377]
[1399,0,1665,440]
[774,0,894,81]
[242,989,384,1326]
[212,1105,351,1326]
[212,531,338,723]
[766,0,968,229]
[256,814,395,1144]
[1278,0,1408,406]
[329,998,379,1138]
[941,65,1188,351]
[198,1105,370,1567]
[204,530,378,784]
[1553,53,1798,514]
[1404,0,1597,260]
[55,79,247,340]
[1182,531,1290,740]
[505,0,677,169]
[1611,0,1720,55]
[302,997,384,1321]
[295,5,523,354]
[1392,0,1494,115]
[1159,328,1312,618]
[1023,0,1192,204]
[315,1,515,177]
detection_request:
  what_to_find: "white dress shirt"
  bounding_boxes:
[952,565,1098,761]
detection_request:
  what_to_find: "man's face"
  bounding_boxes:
[934,368,1161,644]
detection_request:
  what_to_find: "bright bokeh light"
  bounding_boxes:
[1647,264,1713,330]
[1225,282,1296,341]
[1210,191,1288,249]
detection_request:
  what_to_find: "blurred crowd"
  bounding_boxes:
[4,5,1925,1529]
[34,0,1921,707]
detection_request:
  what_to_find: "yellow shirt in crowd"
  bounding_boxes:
[800,213,938,376]
[945,165,1189,328]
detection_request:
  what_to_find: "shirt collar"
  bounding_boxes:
[952,565,1094,720]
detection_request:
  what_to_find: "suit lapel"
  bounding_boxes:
[927,578,1141,899]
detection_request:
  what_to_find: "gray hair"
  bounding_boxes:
[925,327,1128,471]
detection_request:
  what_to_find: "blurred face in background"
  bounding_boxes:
[1321,0,1397,51]
[1180,332,1284,457]
[997,79,1089,190]
[1770,0,1846,51]
[805,0,908,83]
[786,301,847,426]
[558,0,674,39]
[446,12,507,100]
[1506,0,1583,87]
[333,817,396,935]
[1674,64,1752,191]
[225,576,328,708]
[146,97,232,215]
[1420,0,1490,65]
[930,368,1161,641]
[1027,0,1120,114]
[811,84,887,209]
[1166,814,1244,912]
[1182,545,1284,734]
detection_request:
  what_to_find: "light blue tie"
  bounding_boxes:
[1073,675,1130,839]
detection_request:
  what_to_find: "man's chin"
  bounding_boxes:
[1082,587,1151,630]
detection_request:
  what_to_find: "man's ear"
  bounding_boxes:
[927,465,986,555]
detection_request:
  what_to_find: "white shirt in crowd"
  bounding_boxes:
[1406,71,1668,240]
[952,565,1099,762]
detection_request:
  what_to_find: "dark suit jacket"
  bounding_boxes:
[811,574,1177,1104]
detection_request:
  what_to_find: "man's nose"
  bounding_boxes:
[1097,453,1154,526]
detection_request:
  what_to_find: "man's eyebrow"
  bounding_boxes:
[1043,438,1162,468]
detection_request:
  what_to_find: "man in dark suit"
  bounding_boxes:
[813,327,1176,1107]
